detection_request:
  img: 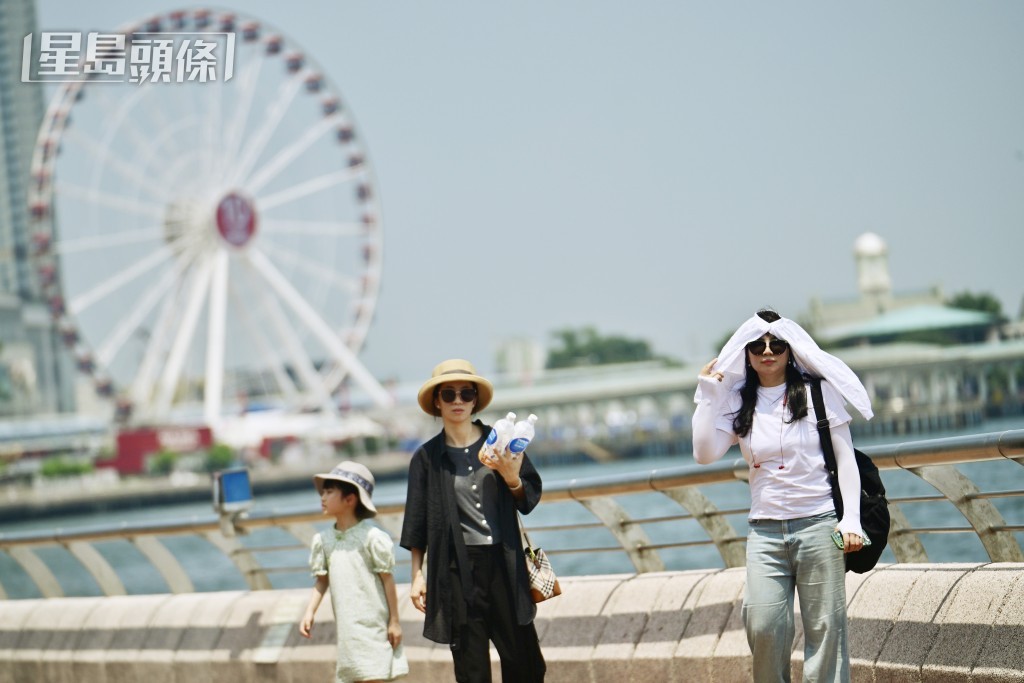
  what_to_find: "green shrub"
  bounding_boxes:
[205,443,235,472]
[40,458,94,478]
[150,450,178,476]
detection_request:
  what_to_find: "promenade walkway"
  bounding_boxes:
[2,563,1023,682]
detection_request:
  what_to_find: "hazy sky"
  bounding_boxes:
[33,1,1024,388]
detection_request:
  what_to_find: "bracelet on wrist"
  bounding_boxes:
[508,478,523,491]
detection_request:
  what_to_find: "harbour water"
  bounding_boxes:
[1,416,1022,600]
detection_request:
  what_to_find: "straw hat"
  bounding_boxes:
[313,461,377,517]
[417,359,494,416]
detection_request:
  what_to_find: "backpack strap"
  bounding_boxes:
[808,376,844,520]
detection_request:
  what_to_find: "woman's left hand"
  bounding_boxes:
[842,531,865,553]
[479,444,523,484]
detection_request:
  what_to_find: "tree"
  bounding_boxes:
[948,290,1006,323]
[546,326,677,369]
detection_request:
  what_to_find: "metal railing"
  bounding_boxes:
[1,430,1022,599]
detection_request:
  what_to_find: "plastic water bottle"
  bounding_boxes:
[508,414,539,456]
[483,412,517,458]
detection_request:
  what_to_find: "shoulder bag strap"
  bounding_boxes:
[517,512,538,560]
[809,377,844,518]
[809,377,837,471]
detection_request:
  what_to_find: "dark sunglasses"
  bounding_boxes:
[746,339,790,355]
[439,387,477,403]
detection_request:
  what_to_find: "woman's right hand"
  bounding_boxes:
[700,357,724,382]
[410,572,427,614]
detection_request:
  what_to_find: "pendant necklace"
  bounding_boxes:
[750,389,787,470]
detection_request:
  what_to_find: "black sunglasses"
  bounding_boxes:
[746,339,790,355]
[439,387,477,403]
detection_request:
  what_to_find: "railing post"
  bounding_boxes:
[660,486,746,568]
[577,497,665,573]
[204,515,273,591]
[132,536,195,593]
[7,547,63,598]
[65,541,125,596]
[886,503,928,563]
[911,464,1024,562]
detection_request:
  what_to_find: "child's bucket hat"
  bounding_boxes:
[313,460,377,516]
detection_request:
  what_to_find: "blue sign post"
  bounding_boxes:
[213,467,253,513]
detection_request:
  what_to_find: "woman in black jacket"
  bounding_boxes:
[400,359,546,682]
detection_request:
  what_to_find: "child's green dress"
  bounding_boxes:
[310,519,409,683]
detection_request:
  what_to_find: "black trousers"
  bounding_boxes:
[449,544,546,682]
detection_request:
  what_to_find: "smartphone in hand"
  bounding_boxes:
[832,529,871,549]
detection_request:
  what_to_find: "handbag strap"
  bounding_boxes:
[516,512,531,546]
[517,512,538,560]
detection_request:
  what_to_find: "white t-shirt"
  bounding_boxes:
[714,381,852,521]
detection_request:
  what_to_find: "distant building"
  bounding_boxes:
[821,305,998,348]
[0,0,76,415]
[495,337,546,385]
[799,232,1021,423]
[805,232,1000,347]
[805,232,947,338]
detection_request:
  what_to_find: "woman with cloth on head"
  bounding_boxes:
[691,309,874,683]
[400,359,546,682]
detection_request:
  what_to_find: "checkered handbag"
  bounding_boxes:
[518,514,561,602]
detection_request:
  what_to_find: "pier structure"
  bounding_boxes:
[376,339,1024,462]
[3,336,1023,468]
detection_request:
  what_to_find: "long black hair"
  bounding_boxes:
[731,309,809,437]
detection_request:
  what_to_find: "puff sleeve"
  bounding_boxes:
[366,527,396,574]
[309,532,327,576]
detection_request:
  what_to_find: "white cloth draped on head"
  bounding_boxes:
[696,314,874,420]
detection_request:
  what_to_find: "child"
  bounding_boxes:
[300,461,409,683]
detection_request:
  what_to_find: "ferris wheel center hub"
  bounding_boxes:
[215,192,258,247]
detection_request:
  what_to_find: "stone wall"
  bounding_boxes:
[1,563,1022,682]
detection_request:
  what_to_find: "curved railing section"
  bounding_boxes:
[1,429,1022,599]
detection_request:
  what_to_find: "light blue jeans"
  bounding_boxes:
[743,512,849,683]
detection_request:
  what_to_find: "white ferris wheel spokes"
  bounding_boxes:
[28,9,389,426]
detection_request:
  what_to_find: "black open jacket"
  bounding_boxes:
[399,419,543,644]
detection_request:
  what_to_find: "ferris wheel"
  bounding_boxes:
[28,9,391,426]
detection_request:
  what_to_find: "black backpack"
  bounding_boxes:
[808,378,890,573]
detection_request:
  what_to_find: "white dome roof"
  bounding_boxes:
[854,232,887,256]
